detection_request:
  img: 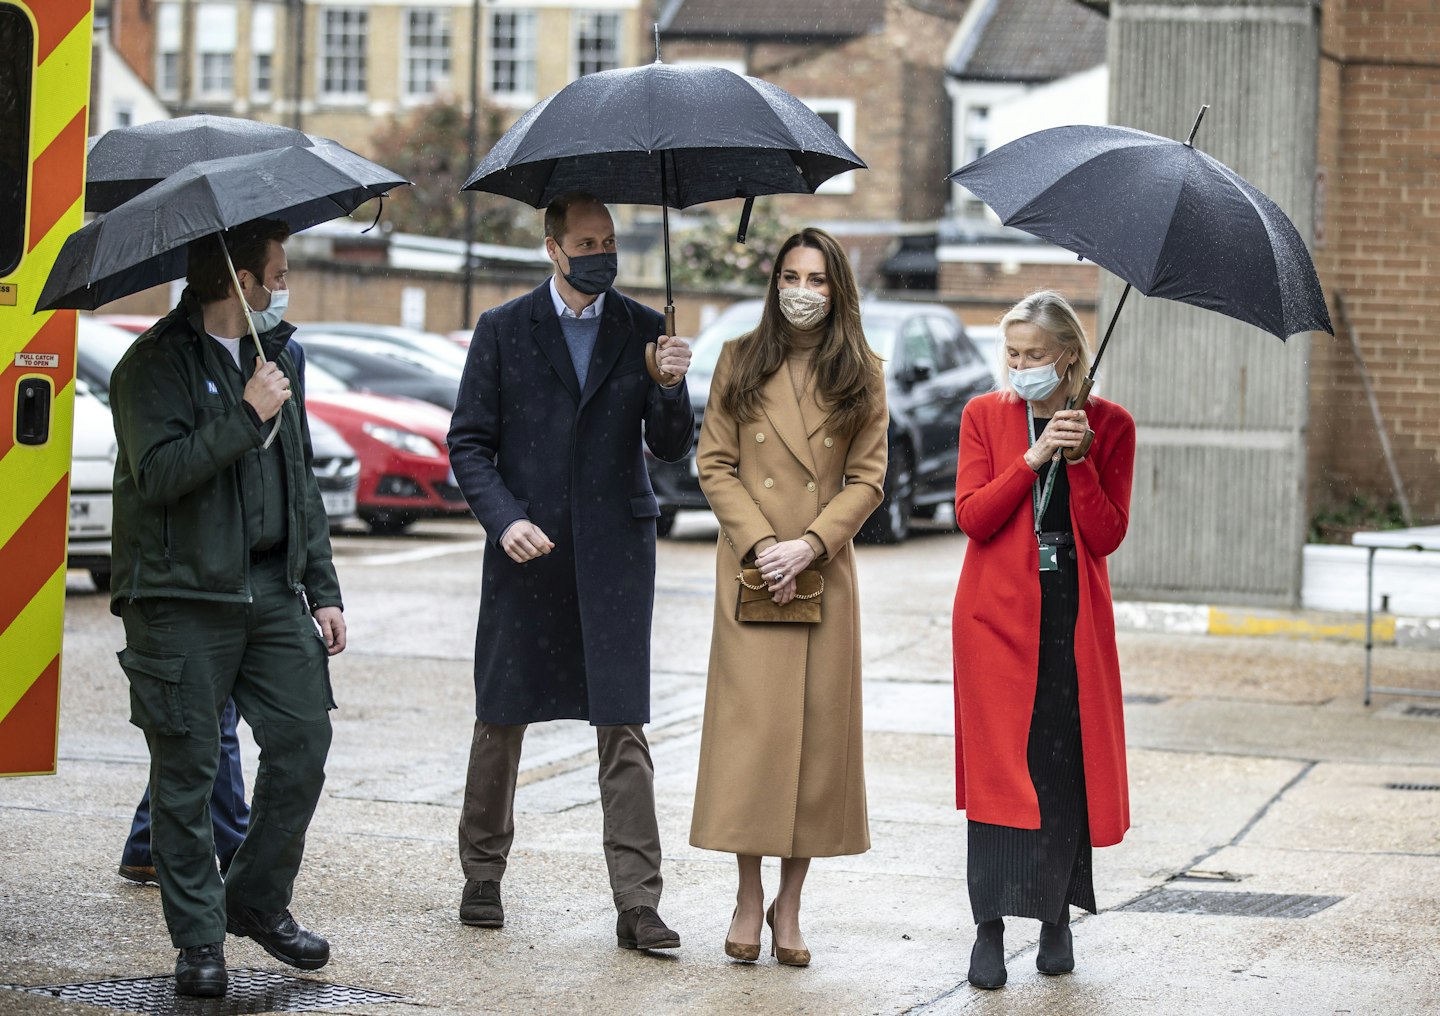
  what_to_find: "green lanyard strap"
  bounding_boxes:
[1027,403,1062,537]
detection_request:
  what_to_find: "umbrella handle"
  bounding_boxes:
[220,238,282,449]
[1062,376,1095,461]
[645,307,680,387]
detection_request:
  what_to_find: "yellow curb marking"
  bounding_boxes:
[1207,607,1395,643]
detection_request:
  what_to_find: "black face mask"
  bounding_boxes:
[560,250,618,295]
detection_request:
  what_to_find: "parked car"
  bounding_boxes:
[68,377,117,589]
[297,322,470,370]
[294,333,461,411]
[647,299,993,543]
[303,366,470,535]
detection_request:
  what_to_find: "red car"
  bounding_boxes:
[305,389,470,535]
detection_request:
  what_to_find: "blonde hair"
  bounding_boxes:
[996,290,1092,405]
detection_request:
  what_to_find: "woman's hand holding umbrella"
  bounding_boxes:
[1025,409,1090,471]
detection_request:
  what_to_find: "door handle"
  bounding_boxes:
[15,376,52,446]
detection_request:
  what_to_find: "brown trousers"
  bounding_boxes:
[458,720,663,912]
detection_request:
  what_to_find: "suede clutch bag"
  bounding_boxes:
[735,568,824,623]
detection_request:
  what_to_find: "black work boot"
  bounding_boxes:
[226,903,329,970]
[1037,907,1075,974]
[459,879,504,928]
[174,942,227,997]
[968,918,1006,989]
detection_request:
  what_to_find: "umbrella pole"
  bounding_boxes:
[1062,280,1131,461]
[644,152,679,386]
[220,236,282,449]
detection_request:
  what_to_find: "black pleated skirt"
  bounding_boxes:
[966,456,1097,924]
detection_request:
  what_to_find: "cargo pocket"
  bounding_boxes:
[117,646,189,736]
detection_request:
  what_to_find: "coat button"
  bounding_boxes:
[755,432,766,443]
[806,481,816,492]
[763,478,774,488]
[823,437,834,448]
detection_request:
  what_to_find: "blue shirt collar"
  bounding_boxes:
[549,275,605,321]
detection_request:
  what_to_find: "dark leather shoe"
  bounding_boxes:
[459,879,504,928]
[616,905,680,951]
[968,918,1006,989]
[1037,909,1074,974]
[118,864,158,886]
[175,942,227,997]
[226,903,329,970]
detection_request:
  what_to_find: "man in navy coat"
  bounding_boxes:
[448,192,694,951]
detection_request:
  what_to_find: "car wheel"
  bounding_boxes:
[656,507,678,538]
[858,442,914,545]
[88,567,111,591]
[366,512,413,536]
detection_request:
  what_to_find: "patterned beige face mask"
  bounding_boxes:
[778,286,829,329]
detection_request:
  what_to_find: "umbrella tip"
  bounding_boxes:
[1185,104,1210,147]
[653,23,662,63]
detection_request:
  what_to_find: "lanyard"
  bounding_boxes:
[1027,403,1061,537]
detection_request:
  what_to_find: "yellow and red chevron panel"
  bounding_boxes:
[0,0,92,778]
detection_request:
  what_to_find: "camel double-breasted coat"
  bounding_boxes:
[690,339,887,858]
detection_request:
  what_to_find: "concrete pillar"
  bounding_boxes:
[1105,0,1322,607]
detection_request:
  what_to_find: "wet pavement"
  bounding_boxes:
[1,512,1437,1015]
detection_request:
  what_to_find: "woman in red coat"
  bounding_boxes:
[951,290,1135,989]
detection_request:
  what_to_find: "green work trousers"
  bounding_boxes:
[117,555,334,948]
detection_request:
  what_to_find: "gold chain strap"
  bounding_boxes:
[736,572,824,598]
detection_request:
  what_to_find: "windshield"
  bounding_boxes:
[689,302,900,376]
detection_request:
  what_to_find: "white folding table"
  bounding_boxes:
[1352,525,1440,705]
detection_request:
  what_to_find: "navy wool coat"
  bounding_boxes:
[448,282,695,725]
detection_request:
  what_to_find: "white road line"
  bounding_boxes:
[346,539,490,566]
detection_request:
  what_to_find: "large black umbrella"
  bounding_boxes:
[85,114,328,213]
[39,144,408,313]
[462,60,865,354]
[949,110,1332,454]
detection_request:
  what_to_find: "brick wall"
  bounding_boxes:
[1310,0,1440,523]
[939,259,1100,335]
[661,0,961,227]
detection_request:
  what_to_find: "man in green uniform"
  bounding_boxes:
[108,218,345,998]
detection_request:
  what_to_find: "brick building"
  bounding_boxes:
[1309,0,1440,525]
[104,0,650,156]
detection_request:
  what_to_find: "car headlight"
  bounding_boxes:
[362,422,443,458]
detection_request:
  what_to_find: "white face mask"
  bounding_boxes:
[247,284,289,333]
[1009,360,1065,402]
[778,286,829,330]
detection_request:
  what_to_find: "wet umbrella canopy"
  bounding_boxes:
[462,59,865,361]
[84,114,329,213]
[38,144,409,313]
[949,119,1332,341]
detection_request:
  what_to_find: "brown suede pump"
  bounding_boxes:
[766,902,811,967]
[724,906,761,963]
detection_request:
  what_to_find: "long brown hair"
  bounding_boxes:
[717,227,883,439]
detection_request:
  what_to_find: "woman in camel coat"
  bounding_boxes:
[691,228,887,967]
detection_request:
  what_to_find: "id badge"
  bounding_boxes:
[1038,543,1059,572]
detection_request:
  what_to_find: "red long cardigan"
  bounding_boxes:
[951,391,1136,847]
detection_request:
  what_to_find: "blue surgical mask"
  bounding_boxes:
[248,285,289,333]
[1009,360,1064,402]
[561,250,618,296]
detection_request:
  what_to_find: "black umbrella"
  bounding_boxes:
[85,114,329,213]
[949,109,1332,453]
[462,59,865,355]
[39,144,408,313]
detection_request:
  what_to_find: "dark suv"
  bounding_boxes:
[646,299,994,543]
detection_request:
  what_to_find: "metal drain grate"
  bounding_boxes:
[0,968,406,1015]
[1123,694,1169,705]
[1403,705,1440,719]
[1385,782,1440,792]
[1117,889,1343,920]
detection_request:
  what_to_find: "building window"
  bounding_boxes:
[195,4,236,100]
[962,105,990,216]
[156,2,181,99]
[252,3,276,101]
[804,99,856,195]
[573,11,619,78]
[489,10,536,102]
[404,9,452,99]
[321,7,368,100]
